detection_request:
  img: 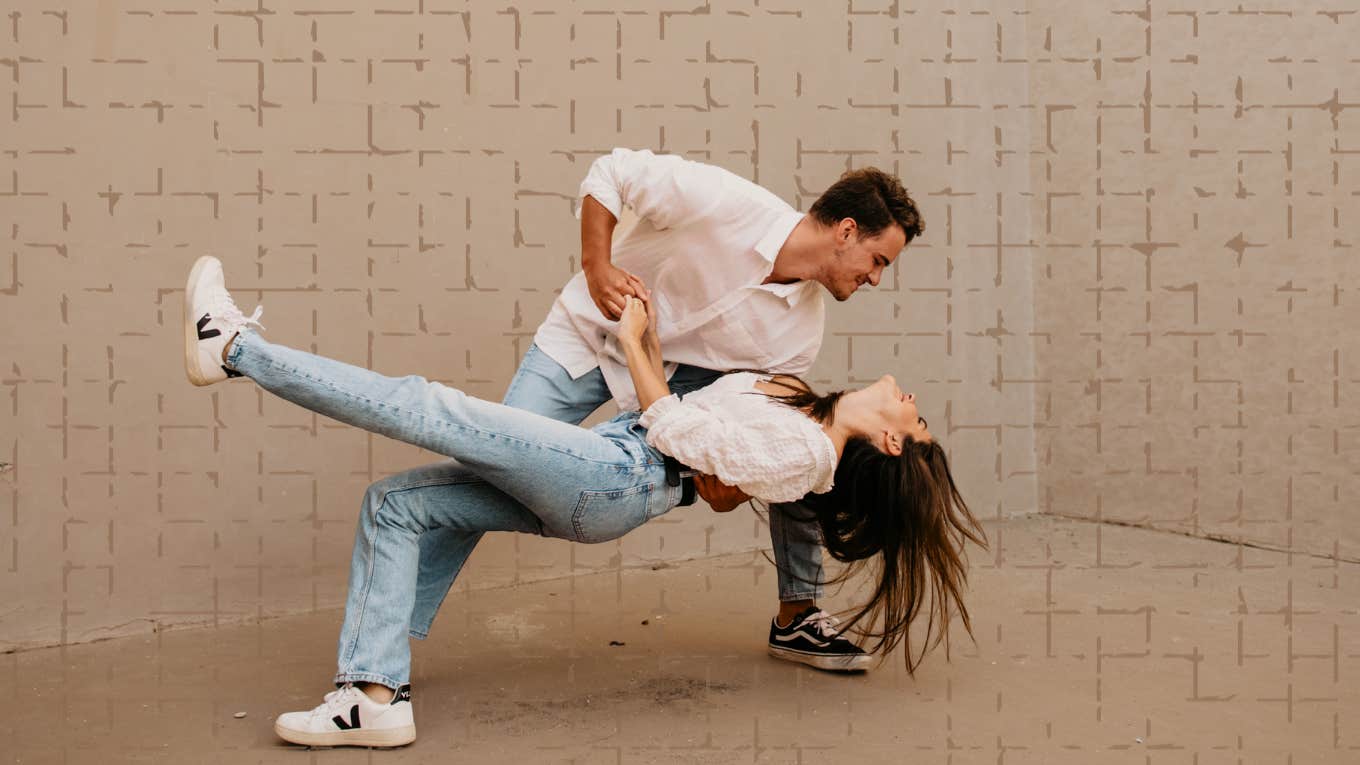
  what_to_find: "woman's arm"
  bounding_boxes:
[618,295,669,411]
[616,296,753,509]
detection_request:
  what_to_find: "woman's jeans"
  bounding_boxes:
[226,331,823,690]
[416,343,826,634]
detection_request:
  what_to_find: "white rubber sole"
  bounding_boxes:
[183,254,217,387]
[273,720,417,748]
[768,644,875,672]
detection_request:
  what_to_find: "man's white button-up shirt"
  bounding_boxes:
[532,148,825,411]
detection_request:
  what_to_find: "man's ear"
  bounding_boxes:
[882,431,903,457]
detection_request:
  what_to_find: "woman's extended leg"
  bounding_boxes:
[224,329,656,533]
[185,255,656,529]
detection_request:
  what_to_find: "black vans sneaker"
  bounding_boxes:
[767,606,874,671]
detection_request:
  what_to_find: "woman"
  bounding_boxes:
[183,255,986,748]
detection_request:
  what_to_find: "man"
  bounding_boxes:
[401,147,924,689]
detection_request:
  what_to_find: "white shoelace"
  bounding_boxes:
[803,610,841,638]
[206,284,265,333]
[308,684,358,721]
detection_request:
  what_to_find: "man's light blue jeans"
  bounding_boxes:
[226,332,823,690]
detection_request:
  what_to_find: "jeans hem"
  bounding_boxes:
[334,671,404,690]
[224,327,254,369]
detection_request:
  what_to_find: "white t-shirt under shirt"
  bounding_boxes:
[532,147,826,412]
[639,372,837,503]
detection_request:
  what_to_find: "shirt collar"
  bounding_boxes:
[759,279,808,301]
[754,211,810,304]
[754,210,805,264]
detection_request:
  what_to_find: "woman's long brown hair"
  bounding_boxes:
[751,373,989,674]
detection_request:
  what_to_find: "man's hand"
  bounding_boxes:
[585,262,649,321]
[693,474,751,513]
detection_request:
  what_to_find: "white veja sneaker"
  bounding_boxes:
[274,683,416,748]
[183,255,263,386]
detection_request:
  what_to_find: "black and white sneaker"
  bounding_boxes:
[768,606,874,671]
[183,254,263,386]
[274,683,416,748]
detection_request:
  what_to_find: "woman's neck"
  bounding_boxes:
[820,422,851,461]
[821,397,879,461]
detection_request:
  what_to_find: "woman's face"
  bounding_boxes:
[853,374,932,453]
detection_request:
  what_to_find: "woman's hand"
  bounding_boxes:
[619,295,669,411]
[619,294,664,362]
[617,294,651,347]
[640,292,661,358]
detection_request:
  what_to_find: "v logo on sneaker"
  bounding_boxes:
[196,314,221,340]
[332,705,361,730]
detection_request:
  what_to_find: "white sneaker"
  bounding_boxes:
[274,683,416,748]
[183,255,263,386]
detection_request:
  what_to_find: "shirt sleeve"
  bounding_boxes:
[638,395,835,503]
[574,148,733,231]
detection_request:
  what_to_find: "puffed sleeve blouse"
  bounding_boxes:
[637,372,838,503]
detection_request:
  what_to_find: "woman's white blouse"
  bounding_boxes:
[637,372,838,503]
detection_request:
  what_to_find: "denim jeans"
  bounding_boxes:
[405,343,705,637]
[228,332,689,689]
[408,344,825,641]
[227,332,824,690]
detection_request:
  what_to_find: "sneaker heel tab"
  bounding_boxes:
[392,684,412,705]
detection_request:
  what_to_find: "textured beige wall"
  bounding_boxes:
[9,0,1352,653]
[0,1,1037,651]
[1026,3,1359,562]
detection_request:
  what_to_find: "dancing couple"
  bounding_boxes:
[182,148,986,748]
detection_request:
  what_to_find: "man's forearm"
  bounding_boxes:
[580,194,618,272]
[622,339,670,411]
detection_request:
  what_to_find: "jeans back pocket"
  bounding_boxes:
[571,483,653,544]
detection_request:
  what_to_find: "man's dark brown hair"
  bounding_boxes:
[807,167,925,244]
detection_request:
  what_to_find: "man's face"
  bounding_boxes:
[823,221,908,301]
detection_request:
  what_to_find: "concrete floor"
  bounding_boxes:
[4,515,1357,764]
